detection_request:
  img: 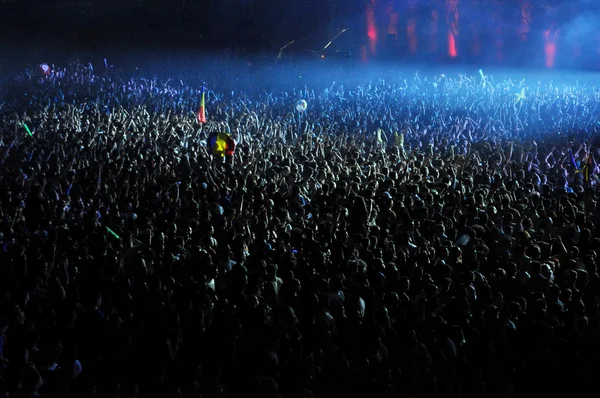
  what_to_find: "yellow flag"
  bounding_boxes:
[394,132,404,148]
[515,88,526,103]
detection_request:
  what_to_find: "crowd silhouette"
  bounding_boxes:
[0,62,599,398]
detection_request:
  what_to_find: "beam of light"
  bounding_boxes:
[544,41,556,68]
[543,29,557,68]
[360,45,368,63]
[368,24,377,51]
[366,0,377,54]
[446,0,459,58]
[431,9,439,52]
[448,32,457,58]
[322,28,349,52]
[276,40,295,62]
[407,20,417,54]
[520,0,532,42]
[387,5,399,36]
[367,26,377,42]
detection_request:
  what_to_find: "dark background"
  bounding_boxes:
[1,0,600,72]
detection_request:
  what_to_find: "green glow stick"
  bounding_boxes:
[23,123,33,137]
[106,227,120,239]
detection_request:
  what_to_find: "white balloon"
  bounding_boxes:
[296,99,307,113]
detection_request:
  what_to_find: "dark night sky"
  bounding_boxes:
[0,0,342,52]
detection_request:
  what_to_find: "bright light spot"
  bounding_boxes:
[366,2,377,54]
[321,54,325,59]
[367,26,377,54]
[448,32,457,58]
[368,26,377,42]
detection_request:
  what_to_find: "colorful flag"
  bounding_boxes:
[207,132,236,157]
[583,154,595,182]
[569,149,579,170]
[394,132,404,148]
[198,86,207,124]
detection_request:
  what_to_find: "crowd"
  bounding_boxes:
[0,61,599,398]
